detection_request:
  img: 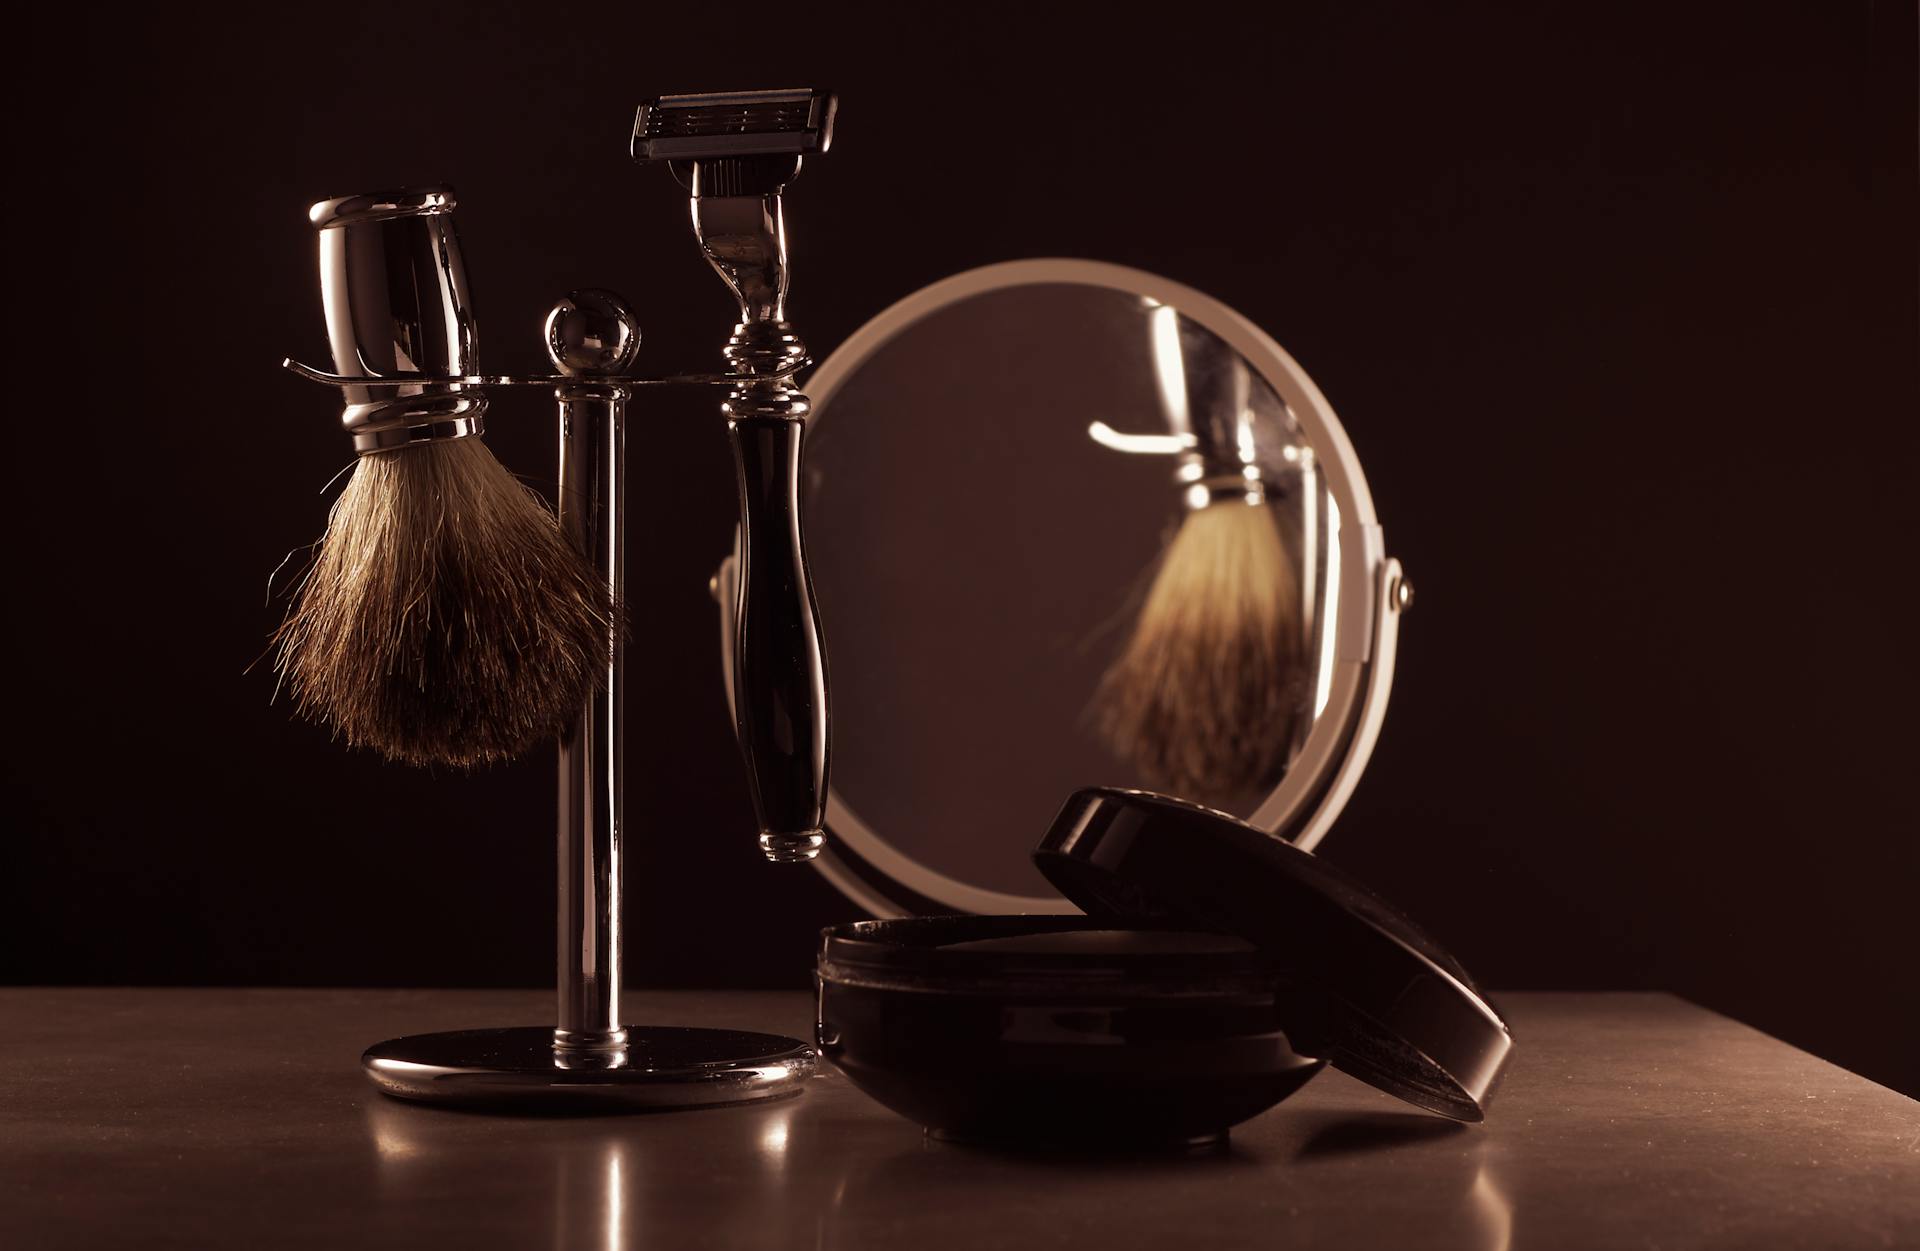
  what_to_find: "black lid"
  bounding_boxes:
[1033,787,1513,1121]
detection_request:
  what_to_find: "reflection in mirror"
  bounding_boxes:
[1087,304,1328,800]
[806,283,1342,902]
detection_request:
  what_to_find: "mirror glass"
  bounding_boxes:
[803,271,1362,910]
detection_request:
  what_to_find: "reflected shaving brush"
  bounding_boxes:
[1092,311,1303,797]
[273,188,614,768]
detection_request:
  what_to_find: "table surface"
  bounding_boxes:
[2,989,1914,1250]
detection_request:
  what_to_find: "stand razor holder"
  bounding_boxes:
[283,306,817,1112]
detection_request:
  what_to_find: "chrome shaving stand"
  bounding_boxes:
[352,294,814,1111]
[286,89,840,1111]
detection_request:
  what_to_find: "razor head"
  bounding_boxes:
[632,89,836,163]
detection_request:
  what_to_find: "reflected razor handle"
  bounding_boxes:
[635,89,835,863]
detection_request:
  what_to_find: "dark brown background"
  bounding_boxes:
[4,2,1915,1096]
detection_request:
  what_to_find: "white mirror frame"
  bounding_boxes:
[715,259,1405,919]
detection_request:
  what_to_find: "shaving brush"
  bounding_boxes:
[273,188,615,768]
[1092,316,1305,798]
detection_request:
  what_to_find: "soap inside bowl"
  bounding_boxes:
[815,915,1330,1148]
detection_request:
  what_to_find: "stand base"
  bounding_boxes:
[362,1026,815,1112]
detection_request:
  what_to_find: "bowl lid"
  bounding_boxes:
[1032,787,1513,1121]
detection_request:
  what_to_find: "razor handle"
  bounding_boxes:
[727,403,829,863]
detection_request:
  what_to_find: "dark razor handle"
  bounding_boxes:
[728,414,829,862]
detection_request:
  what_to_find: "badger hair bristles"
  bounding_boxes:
[1092,498,1304,799]
[272,437,616,769]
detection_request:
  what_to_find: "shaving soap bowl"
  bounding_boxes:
[816,916,1331,1148]
[813,789,1512,1146]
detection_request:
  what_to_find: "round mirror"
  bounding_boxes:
[722,260,1405,916]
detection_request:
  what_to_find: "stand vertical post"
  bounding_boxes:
[554,381,629,1060]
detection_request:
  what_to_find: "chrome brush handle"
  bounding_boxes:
[308,186,487,454]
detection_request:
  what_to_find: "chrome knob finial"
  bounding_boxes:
[545,289,641,377]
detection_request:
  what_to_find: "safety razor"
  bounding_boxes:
[635,89,836,864]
